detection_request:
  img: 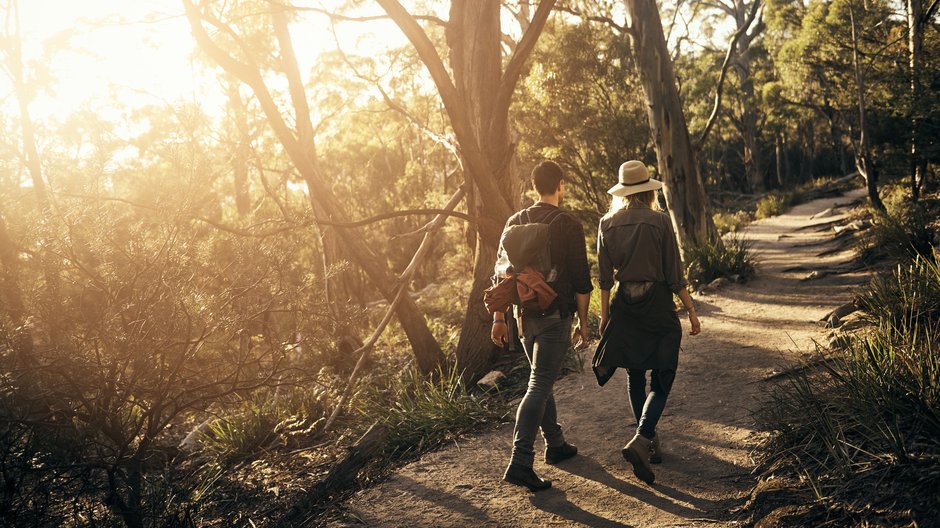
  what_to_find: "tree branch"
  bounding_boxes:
[695,0,761,151]
[925,0,939,20]
[496,0,557,123]
[322,186,466,433]
[376,0,509,216]
[265,1,447,27]
[554,3,627,33]
[54,192,474,235]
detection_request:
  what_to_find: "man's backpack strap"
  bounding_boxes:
[522,206,564,226]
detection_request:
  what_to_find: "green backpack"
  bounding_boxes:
[499,208,561,281]
[488,208,562,313]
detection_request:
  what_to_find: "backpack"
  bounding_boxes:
[484,208,562,314]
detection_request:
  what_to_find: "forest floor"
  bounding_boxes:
[334,187,871,528]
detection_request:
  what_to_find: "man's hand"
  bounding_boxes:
[688,312,701,336]
[491,320,508,347]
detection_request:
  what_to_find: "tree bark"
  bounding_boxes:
[730,0,764,193]
[378,0,556,380]
[623,0,717,249]
[448,0,513,379]
[225,80,252,216]
[907,0,926,202]
[849,4,885,212]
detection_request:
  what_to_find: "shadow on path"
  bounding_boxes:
[557,456,716,518]
[529,488,635,528]
[393,475,497,525]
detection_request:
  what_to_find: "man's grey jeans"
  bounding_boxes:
[510,312,572,469]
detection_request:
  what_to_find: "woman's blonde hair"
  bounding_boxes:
[607,190,659,215]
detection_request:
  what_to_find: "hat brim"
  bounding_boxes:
[607,178,664,197]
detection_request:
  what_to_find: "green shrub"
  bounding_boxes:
[685,236,757,286]
[199,396,280,463]
[713,210,754,234]
[755,191,796,219]
[859,206,935,264]
[353,365,507,461]
[754,256,940,524]
[856,254,940,330]
[758,325,940,495]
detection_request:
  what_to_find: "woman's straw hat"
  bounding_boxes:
[607,160,664,197]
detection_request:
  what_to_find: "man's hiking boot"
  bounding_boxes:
[503,464,552,492]
[650,434,662,464]
[545,442,578,464]
[622,434,655,485]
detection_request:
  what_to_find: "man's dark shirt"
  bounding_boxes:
[504,202,593,317]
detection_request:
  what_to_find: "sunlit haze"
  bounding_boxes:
[4,1,412,126]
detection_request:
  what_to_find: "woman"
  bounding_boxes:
[592,160,701,486]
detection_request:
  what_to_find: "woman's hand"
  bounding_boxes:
[491,320,508,347]
[688,312,701,336]
[573,322,590,350]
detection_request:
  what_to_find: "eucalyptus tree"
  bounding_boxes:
[183,0,446,374]
[375,0,558,377]
[622,0,717,248]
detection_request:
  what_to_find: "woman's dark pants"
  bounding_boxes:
[627,369,676,439]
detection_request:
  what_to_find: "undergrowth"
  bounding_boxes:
[713,210,754,235]
[685,235,757,286]
[752,248,940,525]
[755,191,796,219]
[858,202,936,264]
[353,364,508,462]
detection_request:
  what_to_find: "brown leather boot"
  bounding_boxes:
[622,434,655,485]
[650,434,662,464]
[503,464,552,492]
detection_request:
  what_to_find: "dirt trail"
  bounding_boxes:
[338,188,870,528]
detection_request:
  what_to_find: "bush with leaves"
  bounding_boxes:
[0,200,328,527]
[685,236,757,286]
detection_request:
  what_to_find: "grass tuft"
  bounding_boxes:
[755,191,796,219]
[858,206,935,264]
[685,235,757,286]
[353,364,507,462]
[856,253,940,330]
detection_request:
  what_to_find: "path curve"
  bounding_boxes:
[338,188,869,528]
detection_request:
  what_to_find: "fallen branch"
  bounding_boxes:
[277,421,390,526]
[321,186,466,433]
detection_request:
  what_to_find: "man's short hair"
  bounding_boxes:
[532,161,564,196]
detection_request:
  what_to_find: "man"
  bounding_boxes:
[492,160,593,491]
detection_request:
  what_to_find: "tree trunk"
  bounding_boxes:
[775,133,785,188]
[375,0,556,380]
[623,0,717,249]
[734,54,764,193]
[449,0,515,379]
[907,0,926,202]
[225,80,252,216]
[849,4,885,212]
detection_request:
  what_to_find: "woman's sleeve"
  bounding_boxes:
[662,214,689,293]
[597,219,615,291]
